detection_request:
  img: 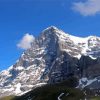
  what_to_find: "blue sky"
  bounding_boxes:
[0,0,100,71]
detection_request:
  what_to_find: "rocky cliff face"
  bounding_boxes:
[0,26,100,97]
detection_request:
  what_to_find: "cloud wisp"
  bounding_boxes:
[72,0,100,16]
[17,33,35,50]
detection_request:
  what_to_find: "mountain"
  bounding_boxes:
[0,26,100,98]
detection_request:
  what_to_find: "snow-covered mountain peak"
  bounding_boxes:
[41,26,100,45]
[42,26,60,32]
[44,26,59,30]
[36,26,100,59]
[41,26,69,38]
[0,26,100,97]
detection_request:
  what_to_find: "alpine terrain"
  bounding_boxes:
[0,26,100,98]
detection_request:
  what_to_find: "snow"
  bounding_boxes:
[18,89,31,96]
[69,35,99,46]
[69,35,88,44]
[8,65,13,71]
[35,83,46,86]
[2,87,14,92]
[15,66,24,70]
[54,29,100,59]
[0,70,9,76]
[15,83,22,94]
[41,26,100,59]
[89,55,97,60]
[58,93,64,100]
[74,54,82,59]
[42,26,58,32]
[70,35,89,54]
[80,78,88,83]
[79,77,97,88]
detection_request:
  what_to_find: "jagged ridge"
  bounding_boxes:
[0,26,100,97]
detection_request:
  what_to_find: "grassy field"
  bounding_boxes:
[0,96,15,100]
[91,96,100,100]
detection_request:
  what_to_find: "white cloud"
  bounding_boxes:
[72,0,100,16]
[17,33,35,50]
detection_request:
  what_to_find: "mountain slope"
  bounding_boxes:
[0,26,100,97]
